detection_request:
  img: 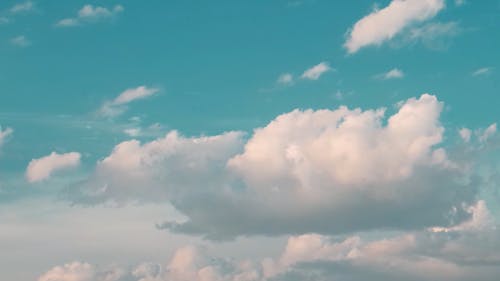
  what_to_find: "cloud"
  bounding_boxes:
[70,94,479,239]
[39,201,500,281]
[0,126,13,147]
[10,35,31,47]
[10,1,34,13]
[479,123,497,143]
[459,127,472,143]
[99,86,159,117]
[406,21,461,50]
[56,4,124,27]
[277,73,294,85]
[344,0,445,53]
[300,62,331,80]
[0,17,9,24]
[26,152,81,183]
[376,68,404,80]
[472,67,493,76]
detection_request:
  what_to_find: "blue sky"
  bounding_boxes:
[0,1,499,280]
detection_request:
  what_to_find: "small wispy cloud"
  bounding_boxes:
[10,1,34,13]
[472,67,492,77]
[276,73,294,85]
[0,17,9,24]
[10,35,31,47]
[301,62,331,80]
[375,68,404,80]
[0,126,13,147]
[56,4,124,27]
[99,86,159,117]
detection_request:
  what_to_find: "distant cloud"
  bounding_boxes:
[479,123,497,143]
[0,126,13,147]
[10,35,31,47]
[26,152,81,183]
[99,86,159,117]
[455,0,466,6]
[301,62,331,80]
[376,68,405,80]
[277,73,294,85]
[10,1,34,13]
[459,128,471,143]
[344,0,445,53]
[0,17,9,24]
[407,21,461,50]
[56,4,124,27]
[472,67,493,77]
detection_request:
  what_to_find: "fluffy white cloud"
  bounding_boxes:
[99,86,159,117]
[72,94,478,239]
[26,152,81,183]
[10,35,31,47]
[0,126,13,147]
[10,1,34,13]
[376,68,404,80]
[300,62,331,80]
[56,4,124,27]
[344,0,445,53]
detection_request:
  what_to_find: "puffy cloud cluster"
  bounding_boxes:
[344,0,445,53]
[70,94,478,239]
[26,152,81,183]
[39,201,500,281]
[56,4,124,27]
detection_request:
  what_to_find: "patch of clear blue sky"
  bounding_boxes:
[0,0,498,182]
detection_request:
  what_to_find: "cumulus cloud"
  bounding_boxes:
[0,126,13,147]
[344,0,445,53]
[479,123,497,143]
[26,152,81,183]
[376,68,404,80]
[10,35,31,47]
[56,4,124,27]
[301,62,331,80]
[39,201,500,281]
[70,94,478,239]
[99,86,159,117]
[10,1,34,13]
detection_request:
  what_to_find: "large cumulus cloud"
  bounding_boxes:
[68,94,479,239]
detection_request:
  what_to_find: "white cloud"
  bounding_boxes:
[99,86,159,117]
[10,1,34,13]
[479,123,497,143]
[10,35,31,47]
[459,127,471,143]
[344,0,445,53]
[472,67,493,76]
[26,152,81,183]
[376,68,404,80]
[38,262,127,281]
[300,62,331,80]
[0,126,13,147]
[277,73,294,85]
[73,94,477,239]
[56,4,124,27]
[407,21,461,50]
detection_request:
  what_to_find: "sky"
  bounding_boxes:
[0,0,499,280]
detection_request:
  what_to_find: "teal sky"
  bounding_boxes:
[1,1,499,281]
